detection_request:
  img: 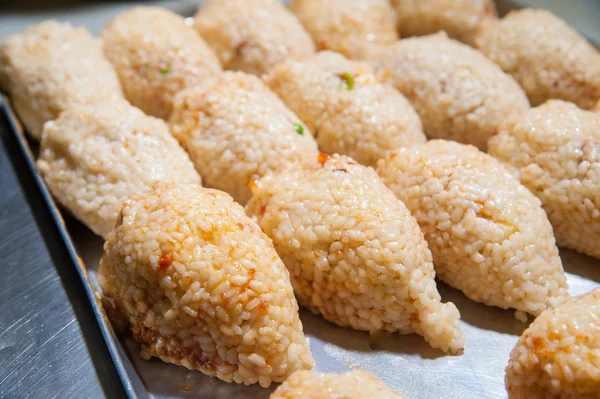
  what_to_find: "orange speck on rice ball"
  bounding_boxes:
[169,71,318,204]
[505,287,600,398]
[246,154,465,353]
[99,183,314,387]
[377,140,568,316]
[489,100,600,259]
[265,51,425,167]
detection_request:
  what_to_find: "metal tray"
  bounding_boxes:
[2,2,600,397]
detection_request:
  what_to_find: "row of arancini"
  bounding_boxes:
[1,1,599,398]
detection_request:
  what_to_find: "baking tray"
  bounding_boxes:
[2,2,600,398]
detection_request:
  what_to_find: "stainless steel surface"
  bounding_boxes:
[1,1,600,398]
[0,102,128,398]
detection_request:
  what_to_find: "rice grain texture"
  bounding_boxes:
[36,100,200,237]
[391,0,497,46]
[475,9,600,110]
[99,183,314,387]
[169,72,319,204]
[505,288,600,398]
[374,33,529,151]
[0,20,123,140]
[289,0,398,59]
[194,0,314,76]
[489,100,600,259]
[101,6,221,119]
[270,370,405,399]
[265,51,425,167]
[377,140,568,316]
[246,153,465,353]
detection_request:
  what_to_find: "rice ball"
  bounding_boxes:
[265,51,425,167]
[101,6,221,119]
[246,153,465,353]
[194,0,314,76]
[475,9,600,110]
[169,71,319,204]
[373,33,529,150]
[505,287,600,398]
[489,100,600,259]
[390,0,497,46]
[36,100,200,237]
[270,370,405,399]
[99,183,314,387]
[289,0,398,59]
[0,21,123,140]
[377,140,568,316]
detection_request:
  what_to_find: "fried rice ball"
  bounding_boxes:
[270,370,405,399]
[475,9,600,110]
[391,0,497,46]
[289,0,398,59]
[373,33,529,150]
[246,153,465,353]
[36,100,200,237]
[169,71,319,204]
[377,140,568,317]
[194,0,314,76]
[489,100,600,259]
[0,21,123,140]
[101,6,221,119]
[99,183,315,387]
[265,51,425,167]
[505,287,600,398]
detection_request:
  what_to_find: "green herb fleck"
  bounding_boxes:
[293,122,304,135]
[160,67,171,76]
[338,71,355,90]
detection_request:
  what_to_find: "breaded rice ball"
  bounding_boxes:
[373,33,529,151]
[505,288,600,398]
[246,153,465,353]
[376,33,529,150]
[265,51,425,167]
[0,21,123,140]
[169,72,318,204]
[270,370,404,399]
[101,6,221,119]
[475,9,600,110]
[391,0,497,46]
[194,0,314,76]
[489,100,600,259]
[289,0,398,60]
[36,100,200,237]
[99,183,314,387]
[377,140,568,317]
